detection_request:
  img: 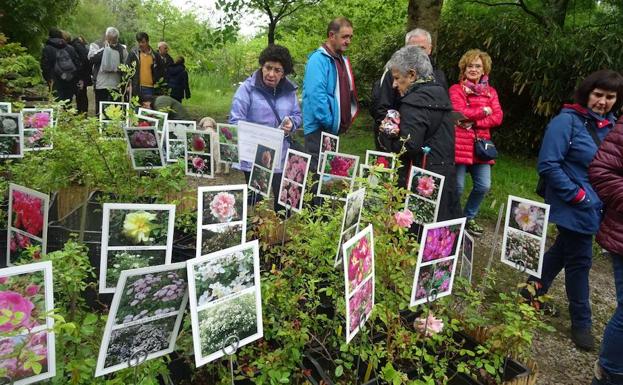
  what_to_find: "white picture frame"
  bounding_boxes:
[216,123,239,164]
[460,231,474,283]
[137,107,168,146]
[186,241,263,367]
[364,150,396,169]
[316,151,359,202]
[277,149,312,212]
[0,102,11,113]
[405,166,445,225]
[185,129,214,178]
[124,127,165,170]
[20,108,54,151]
[99,101,130,138]
[6,183,49,266]
[0,113,24,159]
[99,203,176,293]
[317,132,339,173]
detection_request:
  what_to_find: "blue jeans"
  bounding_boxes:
[599,254,623,378]
[456,164,491,219]
[529,226,593,330]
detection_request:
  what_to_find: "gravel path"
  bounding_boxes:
[473,218,617,385]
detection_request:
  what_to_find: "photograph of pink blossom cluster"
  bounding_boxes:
[0,261,55,385]
[249,144,276,198]
[21,109,53,151]
[96,263,188,377]
[501,196,549,278]
[278,150,311,212]
[7,184,49,266]
[198,186,247,258]
[410,218,465,307]
[185,130,213,178]
[318,152,359,200]
[343,225,375,343]
[406,167,445,225]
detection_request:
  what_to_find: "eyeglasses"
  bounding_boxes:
[467,64,483,69]
[263,64,284,75]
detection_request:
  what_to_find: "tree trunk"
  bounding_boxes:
[267,20,277,45]
[407,0,444,48]
[546,0,570,28]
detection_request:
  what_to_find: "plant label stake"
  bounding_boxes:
[221,334,240,385]
[486,203,505,272]
[355,309,371,385]
[127,344,149,384]
[421,146,431,169]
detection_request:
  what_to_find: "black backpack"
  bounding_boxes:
[54,48,77,81]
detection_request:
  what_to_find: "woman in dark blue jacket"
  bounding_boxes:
[531,70,623,351]
[167,56,191,102]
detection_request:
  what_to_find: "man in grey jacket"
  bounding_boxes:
[88,27,128,115]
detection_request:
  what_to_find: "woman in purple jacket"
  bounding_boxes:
[229,44,302,211]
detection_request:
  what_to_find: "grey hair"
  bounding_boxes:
[405,28,432,46]
[158,41,168,49]
[387,45,433,78]
[105,27,119,38]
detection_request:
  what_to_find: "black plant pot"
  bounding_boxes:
[159,351,192,385]
[172,231,196,263]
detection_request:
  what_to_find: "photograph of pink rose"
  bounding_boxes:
[0,261,55,384]
[21,109,53,151]
[344,228,374,292]
[202,190,244,225]
[186,154,213,178]
[347,276,373,338]
[410,170,442,201]
[509,200,547,237]
[321,132,338,152]
[412,260,456,303]
[254,145,276,170]
[283,152,310,184]
[10,190,45,238]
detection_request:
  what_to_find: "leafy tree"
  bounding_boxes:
[0,0,79,54]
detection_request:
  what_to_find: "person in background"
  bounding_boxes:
[167,56,191,102]
[40,27,81,103]
[229,44,302,211]
[70,35,92,114]
[88,27,128,115]
[531,69,623,351]
[449,49,503,236]
[140,95,191,120]
[158,41,174,90]
[378,45,460,221]
[302,17,358,172]
[126,32,165,100]
[370,27,448,150]
[590,105,623,385]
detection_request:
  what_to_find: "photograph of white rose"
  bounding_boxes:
[104,249,168,289]
[114,268,187,325]
[508,199,548,237]
[201,189,245,226]
[343,189,365,230]
[198,291,259,361]
[201,224,244,256]
[102,315,177,368]
[0,114,23,158]
[502,228,543,277]
[194,248,254,306]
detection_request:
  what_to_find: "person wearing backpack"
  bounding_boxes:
[528,70,623,351]
[40,28,81,103]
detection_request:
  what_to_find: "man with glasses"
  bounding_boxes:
[302,17,359,172]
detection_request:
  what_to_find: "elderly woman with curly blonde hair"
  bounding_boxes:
[449,49,503,236]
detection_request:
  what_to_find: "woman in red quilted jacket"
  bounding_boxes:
[449,49,503,236]
[589,113,623,384]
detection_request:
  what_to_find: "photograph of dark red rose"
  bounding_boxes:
[129,130,159,149]
[324,154,356,178]
[254,145,276,170]
[365,151,395,169]
[187,131,210,154]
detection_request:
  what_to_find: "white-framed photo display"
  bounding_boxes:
[217,123,239,164]
[248,144,276,198]
[317,131,339,173]
[460,232,474,283]
[0,261,56,385]
[365,150,396,169]
[137,107,167,146]
[0,113,24,159]
[342,225,375,343]
[99,203,176,293]
[410,217,466,307]
[6,183,49,266]
[500,195,550,278]
[277,149,311,212]
[187,241,263,367]
[124,127,165,170]
[95,262,188,376]
[20,108,54,151]
[317,151,359,201]
[334,188,365,267]
[405,166,445,225]
[197,185,248,257]
[0,102,11,113]
[99,101,130,138]
[167,120,196,162]
[185,129,214,178]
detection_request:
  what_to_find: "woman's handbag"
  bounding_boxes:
[474,138,498,161]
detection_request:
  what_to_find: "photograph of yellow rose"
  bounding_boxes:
[99,203,177,294]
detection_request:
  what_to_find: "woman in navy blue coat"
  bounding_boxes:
[531,70,623,351]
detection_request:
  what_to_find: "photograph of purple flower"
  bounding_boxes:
[21,109,53,151]
[509,200,547,237]
[128,129,158,149]
[344,225,374,293]
[501,196,549,278]
[347,276,373,338]
[421,224,461,263]
[0,261,55,384]
[95,263,188,377]
[413,260,455,302]
[124,127,164,170]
